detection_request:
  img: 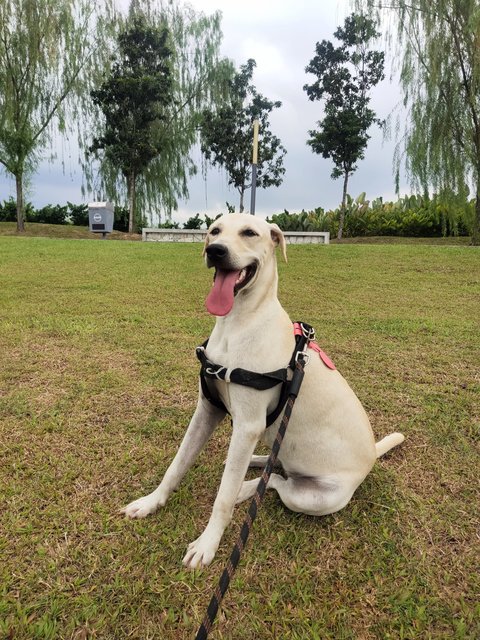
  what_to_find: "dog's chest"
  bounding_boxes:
[206,326,294,373]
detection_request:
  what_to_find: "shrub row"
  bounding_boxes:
[2,193,474,237]
[267,193,474,237]
[0,199,86,225]
[0,199,146,233]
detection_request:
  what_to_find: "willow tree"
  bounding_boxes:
[0,0,115,232]
[87,0,232,224]
[358,0,480,244]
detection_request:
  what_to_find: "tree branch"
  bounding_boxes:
[0,155,13,172]
[402,10,466,152]
[379,3,441,20]
[446,12,480,153]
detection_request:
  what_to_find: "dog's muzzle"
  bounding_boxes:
[204,244,258,316]
[205,243,229,268]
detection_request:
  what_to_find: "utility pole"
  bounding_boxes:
[250,119,259,215]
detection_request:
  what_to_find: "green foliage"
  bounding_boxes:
[90,8,174,233]
[268,193,473,238]
[183,214,203,230]
[67,202,89,226]
[113,205,146,233]
[267,208,329,232]
[0,0,115,231]
[358,0,480,243]
[28,204,69,225]
[304,15,385,172]
[0,198,34,222]
[157,220,180,229]
[0,200,122,229]
[200,59,286,212]
[304,13,384,238]
[204,213,222,228]
[86,0,233,224]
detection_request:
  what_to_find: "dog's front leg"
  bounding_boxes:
[183,413,265,569]
[121,393,225,519]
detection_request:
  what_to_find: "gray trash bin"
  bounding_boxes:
[88,202,114,237]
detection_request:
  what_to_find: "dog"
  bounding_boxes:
[121,213,404,569]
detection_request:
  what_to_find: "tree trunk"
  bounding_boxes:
[473,176,480,246]
[127,171,136,234]
[337,171,349,240]
[16,172,25,232]
[239,186,245,213]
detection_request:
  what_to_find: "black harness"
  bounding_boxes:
[196,322,316,427]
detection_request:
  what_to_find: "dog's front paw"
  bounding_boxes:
[120,493,164,519]
[182,531,219,569]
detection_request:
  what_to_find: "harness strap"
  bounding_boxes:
[293,322,336,370]
[197,344,290,426]
[196,322,331,427]
[196,345,288,390]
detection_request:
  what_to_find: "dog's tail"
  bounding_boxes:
[375,432,405,458]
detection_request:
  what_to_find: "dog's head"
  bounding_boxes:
[203,213,287,317]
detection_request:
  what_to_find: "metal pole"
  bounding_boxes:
[250,119,259,215]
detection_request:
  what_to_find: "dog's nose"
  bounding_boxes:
[205,244,229,261]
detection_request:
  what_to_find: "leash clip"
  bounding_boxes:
[295,350,310,366]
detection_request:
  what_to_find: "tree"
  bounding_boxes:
[87,0,232,225]
[90,9,174,234]
[200,59,286,213]
[304,14,384,239]
[357,0,480,245]
[0,0,115,232]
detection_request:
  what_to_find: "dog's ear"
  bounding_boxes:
[270,224,287,262]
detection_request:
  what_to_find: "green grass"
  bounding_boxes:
[0,220,472,244]
[0,221,141,241]
[0,236,479,639]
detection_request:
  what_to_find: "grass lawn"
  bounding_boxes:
[0,222,141,241]
[0,235,478,639]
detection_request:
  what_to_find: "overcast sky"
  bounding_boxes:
[0,0,407,223]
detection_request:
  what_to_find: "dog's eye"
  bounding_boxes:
[210,227,221,236]
[241,228,259,238]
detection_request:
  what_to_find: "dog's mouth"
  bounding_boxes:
[230,264,257,292]
[206,263,257,316]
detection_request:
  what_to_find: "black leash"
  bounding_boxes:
[194,352,308,640]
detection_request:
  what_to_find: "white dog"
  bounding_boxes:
[121,213,404,569]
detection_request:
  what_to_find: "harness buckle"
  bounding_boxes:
[205,365,227,380]
[300,323,316,342]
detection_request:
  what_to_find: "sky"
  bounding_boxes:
[0,0,407,224]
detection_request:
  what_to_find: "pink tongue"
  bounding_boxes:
[206,269,241,316]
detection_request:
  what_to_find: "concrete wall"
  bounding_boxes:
[142,228,330,244]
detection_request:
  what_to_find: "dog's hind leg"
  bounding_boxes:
[121,394,225,519]
[249,454,269,468]
[237,473,355,517]
[248,454,283,470]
